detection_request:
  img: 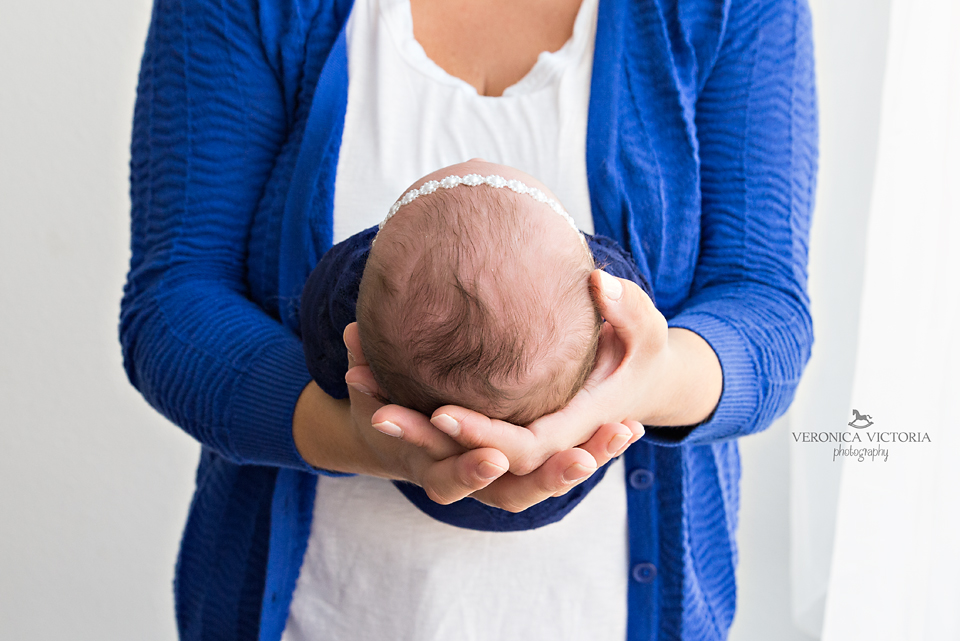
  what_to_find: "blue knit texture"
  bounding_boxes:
[120,0,817,638]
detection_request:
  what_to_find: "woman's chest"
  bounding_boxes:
[329,0,600,243]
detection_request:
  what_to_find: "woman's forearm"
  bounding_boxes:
[121,0,323,469]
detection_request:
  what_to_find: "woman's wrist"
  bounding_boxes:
[636,327,722,427]
[293,380,370,474]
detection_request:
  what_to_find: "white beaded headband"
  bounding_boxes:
[378,174,587,247]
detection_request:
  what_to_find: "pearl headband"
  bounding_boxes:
[378,174,587,247]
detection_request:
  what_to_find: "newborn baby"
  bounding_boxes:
[299,161,652,526]
[355,161,601,426]
[301,161,654,431]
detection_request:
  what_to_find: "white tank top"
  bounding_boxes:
[282,0,628,639]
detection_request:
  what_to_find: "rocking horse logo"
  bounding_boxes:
[848,409,874,429]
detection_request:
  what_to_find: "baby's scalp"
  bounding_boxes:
[356,161,601,425]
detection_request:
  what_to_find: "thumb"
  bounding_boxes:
[592,270,664,354]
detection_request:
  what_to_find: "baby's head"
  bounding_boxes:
[356,161,601,426]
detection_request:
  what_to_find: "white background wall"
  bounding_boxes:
[0,1,891,639]
[0,3,198,639]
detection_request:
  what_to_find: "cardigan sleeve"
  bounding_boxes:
[650,0,818,446]
[119,0,326,470]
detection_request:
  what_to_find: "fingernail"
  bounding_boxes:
[599,271,623,301]
[607,433,630,456]
[372,421,402,438]
[477,460,506,480]
[562,463,593,484]
[431,413,460,437]
[347,381,374,397]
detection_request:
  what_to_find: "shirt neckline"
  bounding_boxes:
[379,0,599,97]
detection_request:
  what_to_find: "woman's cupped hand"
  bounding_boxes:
[342,269,674,513]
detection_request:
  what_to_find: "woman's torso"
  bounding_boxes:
[282,0,629,639]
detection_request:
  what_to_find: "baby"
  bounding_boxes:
[300,160,652,428]
[355,161,601,426]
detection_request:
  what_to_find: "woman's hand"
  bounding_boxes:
[329,323,639,511]
[293,325,512,503]
[368,270,722,507]
[519,269,723,457]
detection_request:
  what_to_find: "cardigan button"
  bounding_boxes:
[631,562,658,584]
[628,468,654,490]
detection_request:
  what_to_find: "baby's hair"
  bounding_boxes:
[357,185,601,426]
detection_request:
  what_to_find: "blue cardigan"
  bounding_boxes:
[120,0,816,638]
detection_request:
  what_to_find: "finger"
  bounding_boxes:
[345,369,386,424]
[424,405,543,474]
[343,322,368,367]
[549,423,628,497]
[622,420,646,446]
[345,363,383,400]
[554,421,643,498]
[577,422,637,467]
[524,384,619,457]
[371,404,465,460]
[591,270,665,355]
[471,448,598,513]
[417,448,510,506]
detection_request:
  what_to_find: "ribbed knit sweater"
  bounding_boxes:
[120,0,817,639]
